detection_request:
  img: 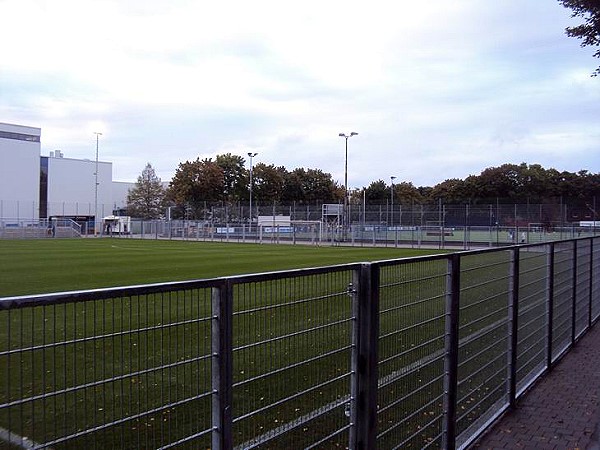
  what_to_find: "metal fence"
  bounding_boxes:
[87,219,600,249]
[0,219,81,239]
[1,237,599,449]
[2,198,599,248]
[3,218,599,251]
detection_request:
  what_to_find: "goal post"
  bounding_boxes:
[291,220,322,244]
[257,217,323,244]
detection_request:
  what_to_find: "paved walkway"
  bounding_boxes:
[471,323,600,449]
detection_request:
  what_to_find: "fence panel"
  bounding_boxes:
[455,251,512,447]
[593,238,600,322]
[375,257,448,449]
[575,240,592,338]
[0,287,214,450]
[551,242,575,361]
[515,245,550,395]
[230,267,355,449]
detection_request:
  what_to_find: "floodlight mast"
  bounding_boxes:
[390,176,396,227]
[94,132,102,236]
[339,132,358,232]
[248,152,258,227]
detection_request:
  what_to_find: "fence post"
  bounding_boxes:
[571,242,578,343]
[589,238,594,328]
[350,263,379,450]
[212,281,233,450]
[443,254,460,450]
[509,247,520,407]
[546,243,555,369]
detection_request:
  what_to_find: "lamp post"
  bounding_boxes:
[390,176,396,227]
[338,132,358,230]
[247,152,258,228]
[94,132,102,236]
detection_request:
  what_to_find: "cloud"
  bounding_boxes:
[1,0,598,188]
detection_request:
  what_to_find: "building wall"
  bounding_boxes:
[46,155,113,218]
[1,122,143,222]
[112,181,135,214]
[0,122,42,220]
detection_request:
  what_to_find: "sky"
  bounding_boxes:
[1,0,599,189]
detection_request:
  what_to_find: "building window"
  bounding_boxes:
[0,130,41,142]
[40,157,48,218]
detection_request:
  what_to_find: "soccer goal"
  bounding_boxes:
[258,216,322,244]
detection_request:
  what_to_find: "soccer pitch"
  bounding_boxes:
[1,237,566,448]
[1,238,448,448]
[0,239,442,297]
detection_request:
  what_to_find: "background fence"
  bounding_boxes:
[0,218,81,239]
[4,216,599,250]
[120,219,599,250]
[1,237,599,449]
[1,198,598,233]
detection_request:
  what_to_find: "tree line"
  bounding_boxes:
[126,157,600,219]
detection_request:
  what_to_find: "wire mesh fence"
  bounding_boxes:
[552,241,575,361]
[593,243,600,320]
[2,199,600,249]
[231,269,355,449]
[575,240,592,339]
[376,257,447,448]
[515,246,549,395]
[0,287,214,450]
[1,237,599,449]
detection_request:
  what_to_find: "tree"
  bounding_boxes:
[167,158,224,218]
[428,178,467,203]
[251,163,286,204]
[476,164,524,200]
[301,168,340,203]
[282,168,305,203]
[215,153,246,201]
[282,168,340,203]
[394,181,425,205]
[559,0,600,76]
[364,180,387,202]
[126,163,166,219]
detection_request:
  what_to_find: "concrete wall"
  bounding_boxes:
[0,122,41,220]
[112,181,136,213]
[46,156,113,218]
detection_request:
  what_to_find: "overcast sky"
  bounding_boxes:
[1,0,598,188]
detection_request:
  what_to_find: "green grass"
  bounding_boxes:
[0,239,556,448]
[0,238,442,297]
[0,239,445,448]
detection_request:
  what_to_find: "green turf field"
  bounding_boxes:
[0,238,447,448]
[0,238,561,448]
[0,238,442,297]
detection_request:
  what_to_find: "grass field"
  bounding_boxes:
[0,238,442,297]
[0,239,448,448]
[0,238,567,448]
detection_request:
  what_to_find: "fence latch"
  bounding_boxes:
[347,282,357,298]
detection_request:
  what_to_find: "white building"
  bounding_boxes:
[0,122,42,220]
[1,122,134,227]
[43,152,113,219]
[112,181,135,214]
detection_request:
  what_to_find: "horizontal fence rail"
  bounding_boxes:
[1,237,599,449]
